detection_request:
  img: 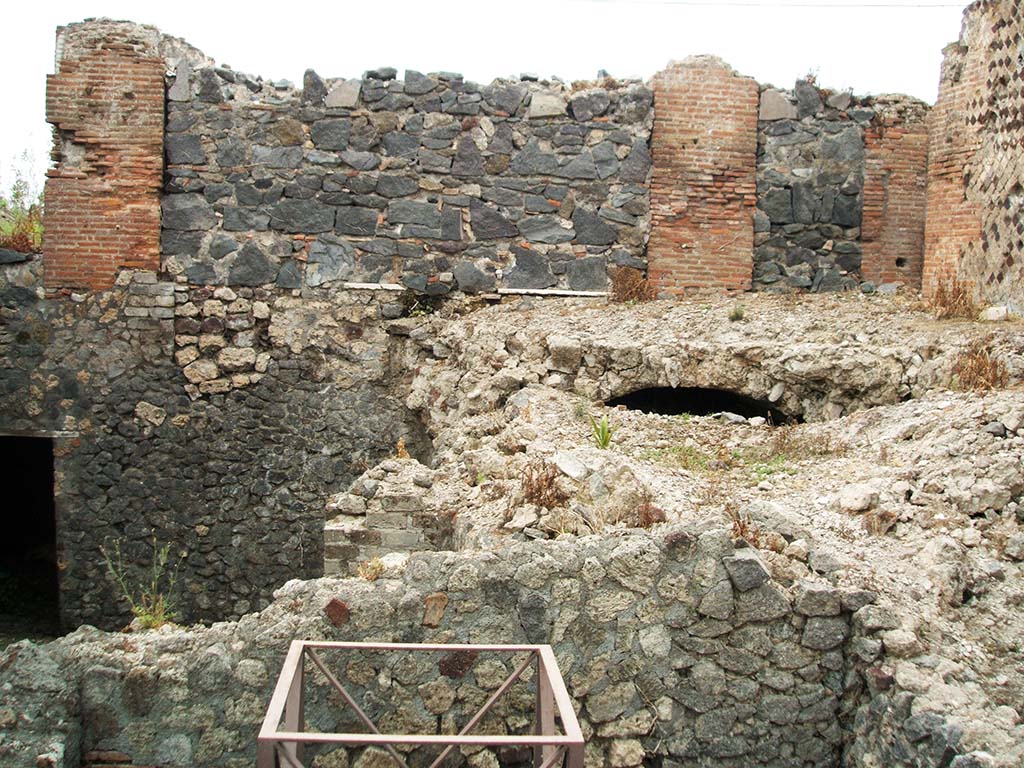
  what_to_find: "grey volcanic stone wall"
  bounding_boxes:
[0,259,423,628]
[843,606,991,768]
[1,529,864,768]
[162,63,653,294]
[754,81,908,292]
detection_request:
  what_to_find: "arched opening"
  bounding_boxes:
[0,436,61,644]
[606,386,799,423]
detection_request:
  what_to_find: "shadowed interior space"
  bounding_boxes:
[606,386,798,423]
[0,436,61,644]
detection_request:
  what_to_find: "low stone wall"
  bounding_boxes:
[2,529,863,768]
[844,606,997,768]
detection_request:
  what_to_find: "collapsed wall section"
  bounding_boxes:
[43,21,165,291]
[923,0,1024,309]
[648,58,758,293]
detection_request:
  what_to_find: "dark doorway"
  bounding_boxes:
[0,436,61,644]
[606,386,798,423]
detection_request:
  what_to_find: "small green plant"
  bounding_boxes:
[728,304,746,322]
[590,414,614,449]
[573,399,588,420]
[642,444,709,472]
[748,454,793,482]
[100,538,181,630]
[0,154,44,253]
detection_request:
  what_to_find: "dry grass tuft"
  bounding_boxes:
[609,266,656,303]
[0,207,43,253]
[863,509,898,536]
[521,460,570,509]
[357,557,384,581]
[953,338,1009,391]
[769,423,848,459]
[725,504,765,548]
[613,489,667,529]
[931,274,979,320]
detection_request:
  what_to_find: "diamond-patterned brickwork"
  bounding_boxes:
[924,0,1024,308]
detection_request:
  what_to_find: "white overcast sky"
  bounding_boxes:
[1,0,968,198]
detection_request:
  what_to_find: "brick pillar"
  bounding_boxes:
[861,100,930,289]
[923,0,1024,308]
[44,22,165,291]
[647,57,758,294]
[921,38,986,300]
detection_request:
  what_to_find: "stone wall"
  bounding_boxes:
[0,257,424,627]
[1,529,864,768]
[844,606,993,768]
[40,19,940,303]
[160,56,653,295]
[324,458,455,574]
[5,17,954,629]
[648,57,758,294]
[923,0,1024,310]
[754,82,928,292]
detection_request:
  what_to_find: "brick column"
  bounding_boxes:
[861,101,929,289]
[921,37,986,301]
[44,22,165,291]
[647,57,758,294]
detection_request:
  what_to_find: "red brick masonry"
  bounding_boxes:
[43,34,164,291]
[647,58,758,294]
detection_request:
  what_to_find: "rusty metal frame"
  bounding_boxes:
[258,641,584,768]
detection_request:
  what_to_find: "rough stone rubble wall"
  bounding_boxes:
[754,83,929,293]
[0,530,864,768]
[10,18,941,628]
[923,0,1024,309]
[38,21,937,300]
[159,59,653,296]
[0,257,427,627]
[43,21,164,291]
[648,58,758,294]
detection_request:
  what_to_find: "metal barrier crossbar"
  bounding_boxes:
[258,641,585,768]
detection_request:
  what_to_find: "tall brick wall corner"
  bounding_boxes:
[861,100,930,289]
[923,0,1023,308]
[43,22,165,291]
[648,58,758,294]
